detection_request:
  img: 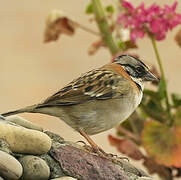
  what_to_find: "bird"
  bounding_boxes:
[1,54,157,153]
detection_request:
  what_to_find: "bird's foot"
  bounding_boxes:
[93,149,129,163]
[77,130,129,162]
[91,147,130,164]
[77,141,129,162]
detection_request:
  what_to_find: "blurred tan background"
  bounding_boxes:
[1,0,181,178]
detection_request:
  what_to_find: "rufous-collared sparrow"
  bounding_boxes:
[1,55,157,152]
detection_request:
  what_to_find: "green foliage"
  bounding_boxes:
[172,93,181,107]
[44,0,181,178]
[174,107,181,126]
[142,120,181,167]
[105,5,114,13]
[158,78,166,100]
[85,3,93,14]
[117,41,126,50]
[117,40,137,51]
[84,0,181,178]
[141,89,165,122]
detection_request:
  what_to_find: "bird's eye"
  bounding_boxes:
[136,66,144,73]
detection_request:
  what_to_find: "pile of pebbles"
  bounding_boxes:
[0,115,76,180]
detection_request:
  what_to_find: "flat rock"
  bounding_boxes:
[6,115,43,131]
[19,155,50,180]
[50,143,152,180]
[0,122,51,154]
[0,150,23,180]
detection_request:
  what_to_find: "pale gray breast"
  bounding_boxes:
[59,88,141,135]
[34,84,143,135]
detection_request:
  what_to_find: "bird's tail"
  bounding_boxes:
[1,104,37,117]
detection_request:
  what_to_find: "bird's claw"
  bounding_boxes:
[76,140,129,162]
[76,140,87,146]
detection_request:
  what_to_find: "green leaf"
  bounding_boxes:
[143,89,161,103]
[140,103,165,122]
[142,120,181,167]
[105,5,114,13]
[158,78,166,99]
[117,111,144,137]
[117,40,138,51]
[141,89,165,121]
[117,41,126,50]
[85,3,93,14]
[171,93,181,107]
[117,120,132,137]
[143,89,158,97]
[174,107,181,126]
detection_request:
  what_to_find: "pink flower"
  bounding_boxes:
[117,1,181,42]
[130,29,145,42]
[122,0,134,12]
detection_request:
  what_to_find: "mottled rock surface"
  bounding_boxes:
[0,116,155,180]
[19,155,50,180]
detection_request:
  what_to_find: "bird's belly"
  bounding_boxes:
[60,93,142,135]
[83,98,137,135]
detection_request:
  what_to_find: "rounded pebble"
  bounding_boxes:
[137,177,154,180]
[6,115,43,131]
[0,150,23,180]
[19,155,50,180]
[50,177,77,180]
[0,122,51,154]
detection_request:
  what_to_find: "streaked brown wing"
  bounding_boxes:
[38,68,129,107]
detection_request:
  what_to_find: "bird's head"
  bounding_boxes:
[113,54,158,90]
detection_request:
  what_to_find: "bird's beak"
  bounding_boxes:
[143,71,158,82]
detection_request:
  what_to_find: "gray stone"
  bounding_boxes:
[136,177,154,180]
[19,155,50,180]
[50,177,77,180]
[0,150,23,180]
[6,115,43,131]
[0,122,51,154]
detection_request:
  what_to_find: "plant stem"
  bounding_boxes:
[150,36,173,125]
[73,21,101,36]
[92,0,120,55]
[150,37,165,79]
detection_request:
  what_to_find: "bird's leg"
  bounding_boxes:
[79,130,129,162]
[78,130,106,154]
